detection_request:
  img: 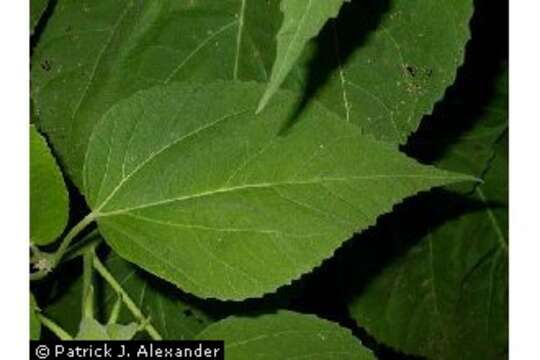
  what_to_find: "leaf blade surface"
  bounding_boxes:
[347,71,508,359]
[31,0,48,34]
[197,310,375,359]
[43,250,212,339]
[284,0,474,142]
[257,0,348,112]
[31,0,281,187]
[76,318,139,340]
[32,0,473,188]
[30,125,69,245]
[84,81,472,300]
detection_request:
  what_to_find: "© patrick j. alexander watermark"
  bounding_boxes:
[31,341,224,360]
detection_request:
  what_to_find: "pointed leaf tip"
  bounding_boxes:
[261,0,348,114]
[84,81,470,300]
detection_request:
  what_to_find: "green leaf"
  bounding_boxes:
[30,125,69,246]
[83,81,471,300]
[31,0,48,34]
[412,70,508,192]
[76,318,139,340]
[197,310,375,359]
[284,0,474,143]
[257,0,348,112]
[44,250,211,339]
[75,318,112,339]
[349,145,508,359]
[100,252,212,339]
[30,293,41,340]
[347,74,508,358]
[105,323,140,340]
[32,0,473,189]
[31,0,282,188]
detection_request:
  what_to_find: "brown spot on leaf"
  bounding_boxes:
[41,60,52,72]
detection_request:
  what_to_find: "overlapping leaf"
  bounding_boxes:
[285,0,474,142]
[348,71,508,359]
[197,310,375,359]
[30,125,69,245]
[83,81,471,300]
[100,253,212,340]
[76,318,139,340]
[32,0,473,189]
[31,0,282,187]
[44,250,212,339]
[257,0,348,112]
[407,69,508,193]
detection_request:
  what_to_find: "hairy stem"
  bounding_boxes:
[37,314,73,340]
[93,255,163,340]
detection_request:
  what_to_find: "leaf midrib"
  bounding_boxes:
[233,0,247,80]
[277,0,314,78]
[95,174,467,217]
[91,108,251,213]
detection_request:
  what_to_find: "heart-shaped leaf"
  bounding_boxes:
[83,81,472,300]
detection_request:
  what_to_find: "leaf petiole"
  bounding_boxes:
[37,314,73,340]
[82,249,95,319]
[31,213,96,281]
[53,213,96,266]
[93,255,163,340]
[107,296,123,325]
[63,229,102,263]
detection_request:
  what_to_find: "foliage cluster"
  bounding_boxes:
[30,0,508,358]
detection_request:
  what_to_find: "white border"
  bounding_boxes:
[0,0,29,358]
[0,0,537,358]
[509,1,540,358]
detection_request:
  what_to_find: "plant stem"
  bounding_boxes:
[30,268,49,281]
[93,255,163,340]
[82,250,95,319]
[54,213,96,266]
[30,213,96,281]
[37,314,73,340]
[108,296,123,325]
[63,229,102,263]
